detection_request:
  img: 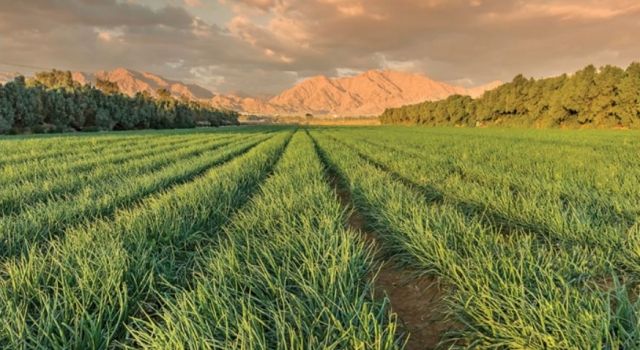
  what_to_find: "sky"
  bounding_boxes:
[1,0,639,96]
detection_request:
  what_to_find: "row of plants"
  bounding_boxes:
[311,128,640,348]
[0,130,292,348]
[0,132,272,260]
[130,131,401,349]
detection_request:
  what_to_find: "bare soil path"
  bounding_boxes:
[326,170,454,350]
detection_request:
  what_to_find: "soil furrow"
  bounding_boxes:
[309,130,453,350]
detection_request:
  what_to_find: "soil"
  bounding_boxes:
[328,173,454,350]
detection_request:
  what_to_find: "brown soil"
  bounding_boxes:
[328,173,454,350]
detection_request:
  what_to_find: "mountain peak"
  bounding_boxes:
[112,67,134,74]
[4,66,502,117]
[72,68,214,100]
[211,69,501,116]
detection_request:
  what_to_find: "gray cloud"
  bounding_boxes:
[1,0,639,94]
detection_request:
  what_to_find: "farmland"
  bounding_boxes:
[0,126,639,349]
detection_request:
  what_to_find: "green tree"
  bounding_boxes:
[0,69,238,134]
[615,63,640,128]
[0,84,15,132]
[590,65,625,127]
[379,62,640,129]
[30,70,79,91]
[96,79,120,95]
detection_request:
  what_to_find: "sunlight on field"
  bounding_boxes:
[0,126,639,349]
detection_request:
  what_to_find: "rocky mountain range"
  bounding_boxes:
[71,68,214,100]
[2,68,501,116]
[212,70,501,116]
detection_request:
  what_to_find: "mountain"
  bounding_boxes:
[3,67,502,116]
[0,72,19,84]
[71,68,214,100]
[210,94,275,115]
[210,70,501,116]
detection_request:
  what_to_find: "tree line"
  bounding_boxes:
[380,63,640,128]
[0,70,238,134]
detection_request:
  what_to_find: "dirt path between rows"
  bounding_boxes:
[327,173,454,350]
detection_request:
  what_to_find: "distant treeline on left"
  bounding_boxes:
[0,70,238,134]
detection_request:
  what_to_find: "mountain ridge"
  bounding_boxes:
[212,70,501,116]
[71,68,214,100]
[2,67,502,116]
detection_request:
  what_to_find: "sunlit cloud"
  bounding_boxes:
[1,0,639,95]
[184,0,203,7]
[94,27,125,43]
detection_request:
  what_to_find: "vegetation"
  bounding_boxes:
[311,127,640,348]
[380,63,640,128]
[0,70,238,134]
[1,126,639,349]
[129,131,399,349]
[240,114,380,126]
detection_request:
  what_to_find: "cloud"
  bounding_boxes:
[220,0,640,86]
[190,66,226,89]
[183,0,204,7]
[336,67,364,77]
[94,27,125,43]
[509,1,640,21]
[1,0,639,95]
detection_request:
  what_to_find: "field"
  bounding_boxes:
[1,126,639,349]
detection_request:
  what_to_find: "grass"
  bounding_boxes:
[128,131,399,349]
[0,128,291,348]
[0,133,271,260]
[1,125,638,349]
[0,133,242,215]
[310,127,640,349]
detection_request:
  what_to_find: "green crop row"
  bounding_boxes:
[0,130,245,185]
[323,128,639,249]
[0,130,292,349]
[0,133,246,216]
[310,129,640,349]
[129,131,400,349]
[1,125,638,349]
[0,132,273,261]
[0,128,237,165]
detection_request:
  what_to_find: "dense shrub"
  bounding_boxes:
[380,63,640,128]
[0,70,238,134]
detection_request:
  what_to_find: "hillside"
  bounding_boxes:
[71,68,214,100]
[211,70,501,116]
[3,68,501,117]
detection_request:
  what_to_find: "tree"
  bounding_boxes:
[30,70,79,91]
[96,79,120,95]
[43,89,71,128]
[615,63,640,128]
[156,88,172,101]
[0,69,239,134]
[379,62,640,129]
[0,84,15,132]
[590,65,624,127]
[3,76,43,129]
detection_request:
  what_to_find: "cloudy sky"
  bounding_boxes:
[1,0,639,95]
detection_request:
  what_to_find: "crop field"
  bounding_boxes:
[0,126,639,349]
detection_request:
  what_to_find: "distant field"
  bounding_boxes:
[239,115,381,125]
[0,126,639,349]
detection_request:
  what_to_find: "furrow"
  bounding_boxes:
[0,131,293,349]
[0,134,271,261]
